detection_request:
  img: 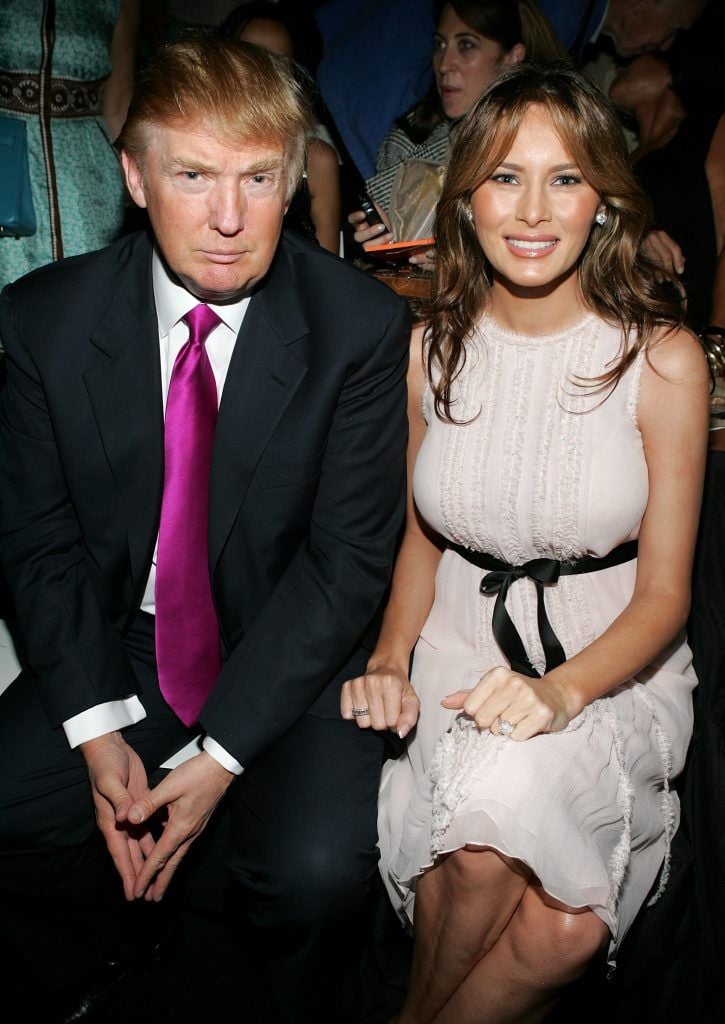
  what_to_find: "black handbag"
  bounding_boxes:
[0,116,37,238]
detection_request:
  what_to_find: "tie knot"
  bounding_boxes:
[183,304,222,347]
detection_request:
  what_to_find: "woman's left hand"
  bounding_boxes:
[441,666,574,741]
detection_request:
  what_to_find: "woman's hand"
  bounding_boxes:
[341,662,420,739]
[441,666,575,741]
[348,205,394,248]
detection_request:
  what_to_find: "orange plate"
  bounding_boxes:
[365,237,435,260]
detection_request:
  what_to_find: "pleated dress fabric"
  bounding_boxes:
[377,313,697,963]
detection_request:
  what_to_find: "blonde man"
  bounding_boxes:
[0,36,410,1022]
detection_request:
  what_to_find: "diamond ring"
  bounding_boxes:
[497,717,516,737]
[352,707,371,718]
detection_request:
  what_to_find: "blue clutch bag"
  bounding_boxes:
[0,116,37,238]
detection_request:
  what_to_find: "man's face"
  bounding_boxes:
[122,122,290,302]
[606,0,701,58]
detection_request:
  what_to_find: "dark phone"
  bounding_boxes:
[356,190,384,227]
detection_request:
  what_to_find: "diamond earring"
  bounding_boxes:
[595,210,607,226]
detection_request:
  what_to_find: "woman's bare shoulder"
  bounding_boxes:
[645,324,709,384]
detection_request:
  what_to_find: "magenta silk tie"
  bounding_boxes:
[155,303,222,726]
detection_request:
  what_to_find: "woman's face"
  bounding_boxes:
[433,4,522,120]
[470,105,602,298]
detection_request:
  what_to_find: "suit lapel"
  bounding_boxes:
[82,236,164,592]
[209,242,309,569]
[82,235,311,585]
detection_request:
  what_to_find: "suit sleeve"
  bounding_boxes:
[0,289,139,725]
[200,298,411,765]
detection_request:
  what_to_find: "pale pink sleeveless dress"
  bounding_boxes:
[377,313,696,960]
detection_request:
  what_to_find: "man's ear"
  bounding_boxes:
[121,150,148,209]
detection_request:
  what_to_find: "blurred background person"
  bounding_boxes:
[609,51,724,335]
[316,0,710,188]
[349,0,564,266]
[603,23,725,1023]
[222,2,342,254]
[548,0,709,62]
[0,0,140,292]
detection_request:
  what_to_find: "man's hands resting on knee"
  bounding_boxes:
[81,733,234,902]
[81,731,156,900]
[126,752,234,902]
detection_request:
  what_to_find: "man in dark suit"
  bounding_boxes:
[0,36,410,1022]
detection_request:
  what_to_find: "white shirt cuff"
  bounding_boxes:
[202,736,244,775]
[160,735,203,768]
[63,695,147,748]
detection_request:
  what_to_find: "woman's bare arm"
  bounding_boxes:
[305,138,342,255]
[102,0,140,141]
[341,325,443,737]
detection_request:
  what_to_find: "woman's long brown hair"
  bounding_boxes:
[426,61,683,421]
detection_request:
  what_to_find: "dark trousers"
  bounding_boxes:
[0,614,386,1022]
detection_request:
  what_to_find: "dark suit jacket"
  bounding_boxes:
[0,229,411,766]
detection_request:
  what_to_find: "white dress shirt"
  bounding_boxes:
[62,251,251,775]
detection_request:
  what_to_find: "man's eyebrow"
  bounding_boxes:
[162,155,217,173]
[243,157,285,175]
[161,155,286,175]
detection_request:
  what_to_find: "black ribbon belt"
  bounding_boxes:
[448,540,638,678]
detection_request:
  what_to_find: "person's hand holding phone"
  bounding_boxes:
[349,191,394,248]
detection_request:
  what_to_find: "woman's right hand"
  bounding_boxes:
[348,206,394,249]
[340,661,420,739]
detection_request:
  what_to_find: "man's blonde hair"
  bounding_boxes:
[117,35,314,199]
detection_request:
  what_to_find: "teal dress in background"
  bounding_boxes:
[0,0,126,291]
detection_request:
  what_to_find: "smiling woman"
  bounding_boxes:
[469,108,602,298]
[429,59,683,414]
[344,62,710,1024]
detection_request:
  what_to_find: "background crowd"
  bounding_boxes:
[0,2,723,1023]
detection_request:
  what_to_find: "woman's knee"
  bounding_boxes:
[510,890,609,984]
[435,846,530,900]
